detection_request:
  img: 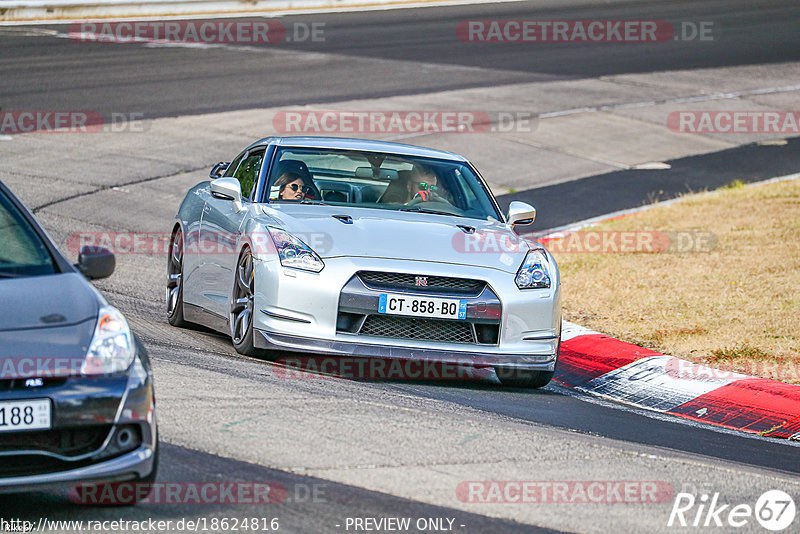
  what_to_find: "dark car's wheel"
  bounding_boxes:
[231,248,259,356]
[495,368,554,389]
[166,226,187,327]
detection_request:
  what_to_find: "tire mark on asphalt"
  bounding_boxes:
[31,164,208,213]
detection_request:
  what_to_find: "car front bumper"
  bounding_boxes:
[0,340,157,491]
[254,329,559,371]
[252,255,561,371]
[0,445,155,493]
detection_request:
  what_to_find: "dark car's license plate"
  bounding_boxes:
[0,399,51,432]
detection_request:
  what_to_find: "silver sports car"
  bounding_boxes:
[169,137,560,388]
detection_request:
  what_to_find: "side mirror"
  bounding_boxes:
[76,246,115,280]
[209,162,230,179]
[507,201,536,226]
[210,177,244,212]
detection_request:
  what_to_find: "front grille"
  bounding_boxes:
[0,425,112,457]
[358,271,485,295]
[360,315,475,344]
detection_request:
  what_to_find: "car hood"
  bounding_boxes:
[0,273,98,363]
[259,204,532,273]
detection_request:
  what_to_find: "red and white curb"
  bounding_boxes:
[557,322,800,440]
[532,173,800,440]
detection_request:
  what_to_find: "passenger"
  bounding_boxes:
[275,172,313,201]
[272,159,320,200]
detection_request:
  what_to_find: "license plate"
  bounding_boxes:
[378,293,467,320]
[0,399,51,432]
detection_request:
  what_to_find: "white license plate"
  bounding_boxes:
[378,293,467,320]
[0,399,51,432]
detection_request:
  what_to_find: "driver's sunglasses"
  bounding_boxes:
[288,183,312,194]
[418,182,438,192]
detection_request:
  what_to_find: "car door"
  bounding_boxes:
[197,147,265,319]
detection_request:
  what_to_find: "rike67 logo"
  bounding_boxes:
[668,490,796,530]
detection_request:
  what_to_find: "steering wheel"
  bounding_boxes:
[406,191,446,206]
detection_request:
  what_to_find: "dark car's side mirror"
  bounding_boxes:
[210,162,230,179]
[76,246,115,280]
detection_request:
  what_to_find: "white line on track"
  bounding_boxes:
[387,84,800,145]
[539,84,800,118]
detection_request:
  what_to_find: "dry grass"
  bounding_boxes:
[552,177,800,383]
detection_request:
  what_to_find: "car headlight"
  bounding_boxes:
[515,249,551,289]
[81,306,135,375]
[268,227,325,272]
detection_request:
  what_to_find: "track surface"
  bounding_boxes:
[1,0,799,119]
[2,1,800,532]
[4,444,555,533]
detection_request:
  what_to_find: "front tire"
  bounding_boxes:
[166,226,187,327]
[495,368,554,388]
[230,248,259,356]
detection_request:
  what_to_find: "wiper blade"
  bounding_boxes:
[399,207,456,217]
[300,199,329,205]
[0,272,23,278]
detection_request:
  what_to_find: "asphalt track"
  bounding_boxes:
[4,444,556,533]
[1,0,799,120]
[498,136,800,232]
[2,0,800,531]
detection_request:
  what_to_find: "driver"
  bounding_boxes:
[408,166,438,202]
[377,165,446,204]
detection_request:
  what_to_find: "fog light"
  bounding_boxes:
[95,424,142,460]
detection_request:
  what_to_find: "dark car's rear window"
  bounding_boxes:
[0,189,57,278]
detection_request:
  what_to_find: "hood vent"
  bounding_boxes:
[332,215,353,224]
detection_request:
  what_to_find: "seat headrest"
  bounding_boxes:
[275,159,311,179]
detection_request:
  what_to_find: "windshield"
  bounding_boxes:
[0,189,57,278]
[265,147,501,221]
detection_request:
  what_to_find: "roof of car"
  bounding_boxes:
[249,137,468,162]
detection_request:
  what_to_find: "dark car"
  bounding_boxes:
[0,179,157,498]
